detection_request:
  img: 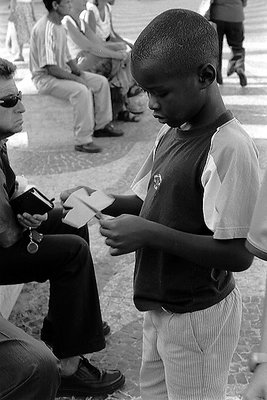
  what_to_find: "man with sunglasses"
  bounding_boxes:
[29,0,124,154]
[0,58,125,399]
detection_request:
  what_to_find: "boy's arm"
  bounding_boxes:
[103,194,143,217]
[60,185,143,216]
[45,64,87,86]
[99,215,253,271]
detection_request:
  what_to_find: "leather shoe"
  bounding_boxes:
[57,356,125,397]
[103,320,110,336]
[75,142,102,153]
[93,122,124,138]
[236,68,247,87]
[227,63,236,77]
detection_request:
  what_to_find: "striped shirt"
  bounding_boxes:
[29,16,72,83]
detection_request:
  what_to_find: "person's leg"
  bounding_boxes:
[0,209,125,396]
[140,311,168,400]
[82,71,112,130]
[0,315,60,400]
[225,21,247,86]
[35,76,95,145]
[214,20,225,84]
[0,209,105,358]
[155,288,242,400]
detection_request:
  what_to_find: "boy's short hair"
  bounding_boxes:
[0,58,16,80]
[43,0,61,12]
[131,9,219,77]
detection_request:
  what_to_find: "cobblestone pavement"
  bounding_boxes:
[1,0,267,399]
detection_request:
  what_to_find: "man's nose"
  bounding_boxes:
[16,100,25,113]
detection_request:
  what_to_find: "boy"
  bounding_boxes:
[61,9,259,399]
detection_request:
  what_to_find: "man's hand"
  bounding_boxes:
[17,212,48,229]
[243,363,267,399]
[99,214,150,256]
[60,186,96,204]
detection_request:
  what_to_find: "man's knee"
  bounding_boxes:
[0,339,60,399]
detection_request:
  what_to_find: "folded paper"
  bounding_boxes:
[62,188,114,228]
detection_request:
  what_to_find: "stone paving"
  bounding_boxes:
[1,0,267,399]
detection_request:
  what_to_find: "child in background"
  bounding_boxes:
[61,9,259,399]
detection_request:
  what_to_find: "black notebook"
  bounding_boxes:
[10,187,54,215]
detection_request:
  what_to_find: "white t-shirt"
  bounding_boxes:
[86,3,111,40]
[29,16,72,84]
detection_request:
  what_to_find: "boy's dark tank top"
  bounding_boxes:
[134,113,235,313]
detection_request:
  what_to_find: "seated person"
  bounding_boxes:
[62,0,141,121]
[29,0,124,155]
[86,0,133,48]
[0,313,60,400]
[0,57,125,399]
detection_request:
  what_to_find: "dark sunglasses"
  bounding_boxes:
[0,91,22,108]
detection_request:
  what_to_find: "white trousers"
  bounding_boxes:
[34,72,112,145]
[140,287,242,400]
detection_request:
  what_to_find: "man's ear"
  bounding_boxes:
[198,64,216,86]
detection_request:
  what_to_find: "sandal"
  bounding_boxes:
[117,110,141,122]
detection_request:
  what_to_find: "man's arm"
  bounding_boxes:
[0,208,23,248]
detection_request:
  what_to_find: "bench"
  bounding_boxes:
[0,284,24,318]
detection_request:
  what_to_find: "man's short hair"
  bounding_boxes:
[43,0,61,12]
[131,9,219,77]
[0,58,16,80]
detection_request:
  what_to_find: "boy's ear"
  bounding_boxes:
[52,0,59,10]
[198,64,216,86]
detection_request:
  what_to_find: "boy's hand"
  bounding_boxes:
[243,363,267,399]
[17,212,48,229]
[99,214,149,256]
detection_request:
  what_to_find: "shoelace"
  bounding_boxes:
[78,356,104,380]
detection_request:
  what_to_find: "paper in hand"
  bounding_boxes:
[62,188,114,228]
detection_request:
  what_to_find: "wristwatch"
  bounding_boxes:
[249,352,267,372]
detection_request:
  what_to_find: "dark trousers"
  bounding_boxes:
[0,315,60,400]
[214,20,245,74]
[0,208,105,358]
